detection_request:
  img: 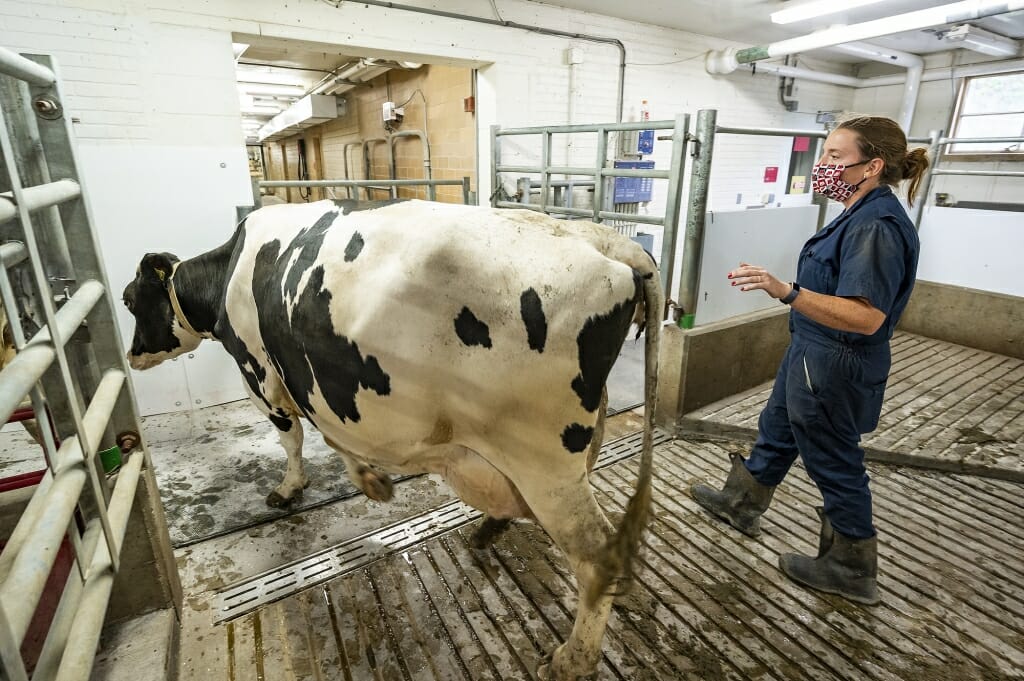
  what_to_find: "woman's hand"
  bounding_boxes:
[728,263,792,300]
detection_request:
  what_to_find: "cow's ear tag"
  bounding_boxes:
[155,268,166,281]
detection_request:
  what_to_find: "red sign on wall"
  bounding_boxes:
[764,166,779,183]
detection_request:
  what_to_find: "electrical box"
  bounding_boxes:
[383,101,404,123]
[612,160,655,203]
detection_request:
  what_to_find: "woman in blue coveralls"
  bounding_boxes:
[691,115,930,605]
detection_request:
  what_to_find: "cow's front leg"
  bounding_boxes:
[265,416,307,508]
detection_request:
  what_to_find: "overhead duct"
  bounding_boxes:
[257,94,345,142]
[707,0,1024,74]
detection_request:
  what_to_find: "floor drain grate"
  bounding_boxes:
[213,428,670,623]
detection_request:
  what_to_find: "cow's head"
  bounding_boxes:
[122,252,202,370]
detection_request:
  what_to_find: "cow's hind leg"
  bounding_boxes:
[470,516,512,550]
[265,415,307,508]
[517,476,617,680]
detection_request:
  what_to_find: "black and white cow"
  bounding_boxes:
[123,198,661,680]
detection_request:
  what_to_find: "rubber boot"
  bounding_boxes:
[779,507,880,606]
[690,453,775,537]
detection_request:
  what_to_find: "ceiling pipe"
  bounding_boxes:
[707,0,1024,75]
[832,42,923,131]
[747,55,1024,91]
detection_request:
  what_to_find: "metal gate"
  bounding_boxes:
[0,48,175,680]
[490,116,691,301]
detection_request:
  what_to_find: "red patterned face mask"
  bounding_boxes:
[811,161,868,202]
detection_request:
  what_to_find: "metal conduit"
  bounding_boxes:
[55,449,143,681]
[0,178,81,226]
[0,46,55,86]
[388,130,433,199]
[0,369,126,647]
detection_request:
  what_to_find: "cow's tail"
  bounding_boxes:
[588,265,661,606]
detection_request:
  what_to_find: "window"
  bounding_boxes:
[948,71,1024,159]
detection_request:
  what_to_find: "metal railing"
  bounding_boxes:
[259,177,473,205]
[0,47,157,681]
[491,116,691,299]
[916,134,1024,216]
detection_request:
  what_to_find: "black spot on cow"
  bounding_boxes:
[268,411,292,432]
[455,307,492,349]
[520,288,547,353]
[571,270,642,412]
[212,226,279,416]
[344,231,364,262]
[283,211,336,301]
[252,229,390,423]
[561,424,594,453]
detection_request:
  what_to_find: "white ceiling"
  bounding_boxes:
[531,0,1024,61]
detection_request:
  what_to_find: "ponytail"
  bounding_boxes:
[901,147,930,208]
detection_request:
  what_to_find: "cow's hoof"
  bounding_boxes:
[470,517,512,550]
[537,651,554,681]
[265,491,296,508]
[359,467,393,502]
[537,645,595,681]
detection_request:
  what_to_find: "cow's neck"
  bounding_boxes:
[172,231,238,338]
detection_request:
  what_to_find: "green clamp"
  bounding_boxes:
[678,313,695,329]
[99,445,122,474]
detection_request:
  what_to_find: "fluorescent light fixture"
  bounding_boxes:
[771,0,889,25]
[941,24,1021,57]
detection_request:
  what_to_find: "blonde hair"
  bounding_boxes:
[838,115,931,207]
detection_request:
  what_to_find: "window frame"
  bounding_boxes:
[944,70,1024,163]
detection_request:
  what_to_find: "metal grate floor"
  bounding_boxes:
[190,432,1024,681]
[685,332,1024,481]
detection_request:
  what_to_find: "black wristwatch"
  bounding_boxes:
[781,282,801,305]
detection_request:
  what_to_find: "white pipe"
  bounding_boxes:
[707,0,1024,74]
[832,42,923,131]
[747,55,1024,90]
[753,62,865,87]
